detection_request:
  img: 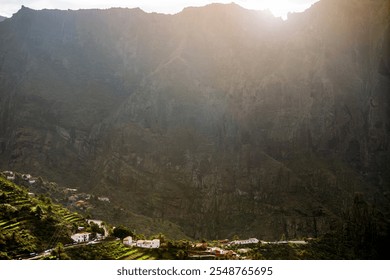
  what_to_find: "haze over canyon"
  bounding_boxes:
[0,0,389,240]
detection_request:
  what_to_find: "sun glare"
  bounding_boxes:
[263,1,292,19]
[240,0,317,20]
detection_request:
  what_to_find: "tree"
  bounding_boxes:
[151,233,165,244]
[0,193,7,203]
[34,206,43,219]
[113,225,133,240]
[176,250,187,259]
[47,205,53,215]
[157,233,165,244]
[52,242,70,260]
[90,222,104,235]
[135,233,145,240]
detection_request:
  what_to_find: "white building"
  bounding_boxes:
[4,171,15,181]
[136,239,160,248]
[6,175,15,181]
[206,247,237,257]
[123,236,133,246]
[22,174,31,180]
[230,238,259,246]
[71,233,91,243]
[98,197,110,202]
[207,247,226,255]
[288,240,308,245]
[237,248,251,254]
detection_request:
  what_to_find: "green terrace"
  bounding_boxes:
[0,176,86,259]
[62,240,157,260]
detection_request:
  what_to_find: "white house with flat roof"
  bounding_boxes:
[4,171,15,181]
[123,236,133,246]
[230,238,259,246]
[98,197,110,202]
[71,232,91,243]
[22,174,31,180]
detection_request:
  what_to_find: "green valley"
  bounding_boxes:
[1,173,389,260]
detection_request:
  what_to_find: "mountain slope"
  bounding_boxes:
[0,175,85,259]
[0,1,389,240]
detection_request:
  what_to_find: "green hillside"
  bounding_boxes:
[0,176,84,259]
[0,174,193,260]
[1,173,389,260]
[64,240,158,260]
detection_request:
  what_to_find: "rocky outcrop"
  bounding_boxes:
[0,1,389,239]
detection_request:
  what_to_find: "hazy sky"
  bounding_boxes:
[0,0,320,19]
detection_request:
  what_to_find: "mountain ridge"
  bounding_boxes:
[0,0,389,240]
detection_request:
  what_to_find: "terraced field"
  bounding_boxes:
[0,176,164,260]
[0,176,86,259]
[64,240,157,260]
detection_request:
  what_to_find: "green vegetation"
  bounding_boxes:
[112,225,133,240]
[64,240,156,260]
[64,238,195,260]
[42,242,71,260]
[1,174,389,260]
[0,175,194,260]
[0,177,85,259]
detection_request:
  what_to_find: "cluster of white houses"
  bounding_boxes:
[70,220,106,243]
[69,230,307,250]
[206,247,237,257]
[2,171,36,184]
[229,238,259,246]
[227,238,307,246]
[71,231,105,243]
[123,236,160,249]
[193,238,259,258]
[189,238,307,259]
[4,171,15,181]
[71,232,92,243]
[22,173,36,184]
[122,237,273,251]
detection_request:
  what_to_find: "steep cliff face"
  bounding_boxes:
[0,1,389,239]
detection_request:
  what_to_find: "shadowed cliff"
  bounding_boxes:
[0,0,389,239]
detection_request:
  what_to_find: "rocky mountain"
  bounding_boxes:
[0,16,6,22]
[0,1,389,240]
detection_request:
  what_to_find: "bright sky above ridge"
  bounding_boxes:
[0,0,320,20]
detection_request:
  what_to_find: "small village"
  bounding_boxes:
[2,170,110,212]
[69,219,308,260]
[3,170,36,185]
[1,170,309,260]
